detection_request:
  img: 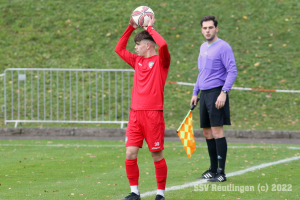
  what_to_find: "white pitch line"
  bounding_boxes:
[1,144,136,148]
[141,156,300,197]
[0,144,299,149]
[287,147,300,150]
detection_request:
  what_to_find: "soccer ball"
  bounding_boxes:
[131,6,155,27]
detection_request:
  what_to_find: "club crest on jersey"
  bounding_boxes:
[148,61,154,68]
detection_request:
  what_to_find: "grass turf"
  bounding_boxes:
[0,139,299,199]
[0,0,299,131]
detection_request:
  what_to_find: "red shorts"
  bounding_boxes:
[125,110,165,152]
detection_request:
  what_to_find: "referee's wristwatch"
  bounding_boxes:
[222,90,227,94]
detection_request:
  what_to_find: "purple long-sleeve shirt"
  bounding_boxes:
[193,39,237,95]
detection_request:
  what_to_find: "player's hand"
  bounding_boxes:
[190,95,198,107]
[129,15,139,29]
[143,16,155,30]
[215,92,227,109]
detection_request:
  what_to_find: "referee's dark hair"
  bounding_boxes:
[200,15,218,27]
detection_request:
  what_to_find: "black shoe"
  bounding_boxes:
[120,192,141,200]
[196,169,216,179]
[207,168,226,182]
[155,194,165,200]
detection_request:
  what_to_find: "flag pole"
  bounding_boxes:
[176,97,200,132]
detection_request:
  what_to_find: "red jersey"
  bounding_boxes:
[115,25,171,110]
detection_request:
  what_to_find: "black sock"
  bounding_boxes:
[206,138,218,173]
[215,137,227,174]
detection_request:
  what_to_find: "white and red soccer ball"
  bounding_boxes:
[131,6,155,27]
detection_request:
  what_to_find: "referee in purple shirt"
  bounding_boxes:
[190,15,237,182]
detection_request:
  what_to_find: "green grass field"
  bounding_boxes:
[0,0,299,131]
[1,139,299,199]
[0,1,299,199]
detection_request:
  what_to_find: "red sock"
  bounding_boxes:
[125,158,139,186]
[154,158,167,190]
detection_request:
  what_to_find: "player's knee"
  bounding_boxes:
[126,150,138,159]
[151,151,163,162]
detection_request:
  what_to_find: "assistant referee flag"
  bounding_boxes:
[177,110,196,159]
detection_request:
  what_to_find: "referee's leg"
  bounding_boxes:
[203,128,218,174]
[211,126,227,175]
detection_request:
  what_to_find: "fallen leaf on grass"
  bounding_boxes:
[254,62,260,67]
[266,93,272,98]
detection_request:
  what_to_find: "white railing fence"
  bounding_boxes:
[2,68,134,128]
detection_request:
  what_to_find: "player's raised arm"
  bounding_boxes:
[114,17,139,68]
[144,17,170,68]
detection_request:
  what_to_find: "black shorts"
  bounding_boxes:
[199,86,231,128]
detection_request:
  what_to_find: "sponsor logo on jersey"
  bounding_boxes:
[138,63,142,66]
[148,61,154,68]
[152,147,160,149]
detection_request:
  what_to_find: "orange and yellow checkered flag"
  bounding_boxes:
[177,110,196,159]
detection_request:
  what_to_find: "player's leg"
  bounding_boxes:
[122,111,143,200]
[142,110,167,200]
[151,150,167,200]
[125,146,140,196]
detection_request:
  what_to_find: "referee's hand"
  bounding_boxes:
[190,95,198,107]
[215,92,227,109]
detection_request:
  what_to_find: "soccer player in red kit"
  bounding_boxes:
[115,16,170,200]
